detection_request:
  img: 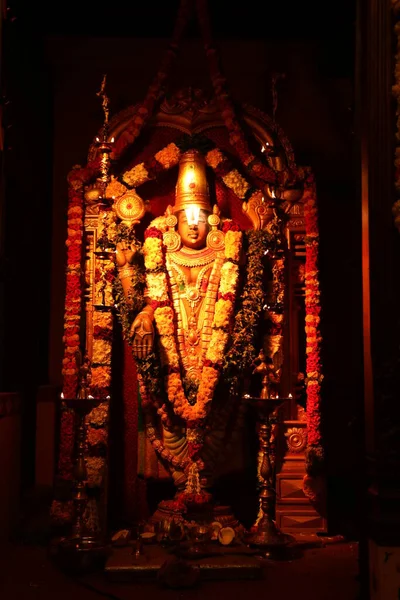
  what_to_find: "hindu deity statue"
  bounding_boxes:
[115,149,246,516]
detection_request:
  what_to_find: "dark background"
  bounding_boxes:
[0,0,362,535]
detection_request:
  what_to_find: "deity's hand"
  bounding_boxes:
[131,311,155,359]
[116,241,136,269]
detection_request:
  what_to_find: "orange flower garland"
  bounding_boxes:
[113,136,264,214]
[303,172,324,487]
[142,221,242,461]
[112,0,193,161]
[62,161,99,398]
[57,160,100,483]
[195,0,301,189]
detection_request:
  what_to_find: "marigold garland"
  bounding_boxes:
[112,0,193,160]
[57,159,100,487]
[303,172,324,485]
[113,135,265,216]
[195,0,302,189]
[142,221,242,432]
[61,160,100,400]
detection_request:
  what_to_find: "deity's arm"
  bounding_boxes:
[130,298,155,359]
[117,266,136,303]
[115,240,138,304]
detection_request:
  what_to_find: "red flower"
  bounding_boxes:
[222,220,240,233]
[94,326,113,341]
[145,227,163,240]
[218,292,235,302]
[304,178,323,469]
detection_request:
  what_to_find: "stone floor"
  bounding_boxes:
[0,538,360,600]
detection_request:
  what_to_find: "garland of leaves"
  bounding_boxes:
[223,229,272,392]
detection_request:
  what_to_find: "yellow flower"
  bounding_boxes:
[155,143,181,169]
[206,330,229,363]
[158,335,180,368]
[305,314,320,325]
[92,339,112,364]
[87,402,109,427]
[106,176,127,199]
[268,312,284,325]
[93,311,113,329]
[224,230,242,261]
[166,372,184,403]
[144,237,164,270]
[222,169,250,199]
[214,299,232,328]
[146,272,170,301]
[91,366,111,389]
[85,456,105,487]
[155,306,175,336]
[205,148,224,169]
[219,262,239,295]
[149,216,167,233]
[122,162,149,187]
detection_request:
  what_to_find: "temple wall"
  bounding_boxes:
[0,393,21,540]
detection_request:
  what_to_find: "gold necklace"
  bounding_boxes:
[166,253,224,373]
[169,247,216,268]
[171,263,211,304]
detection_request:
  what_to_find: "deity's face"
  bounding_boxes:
[177,209,210,250]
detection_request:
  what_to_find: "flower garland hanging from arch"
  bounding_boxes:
[303,171,324,500]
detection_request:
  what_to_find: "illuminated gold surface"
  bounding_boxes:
[174,150,211,214]
[113,191,145,224]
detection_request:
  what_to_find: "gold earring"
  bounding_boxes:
[163,213,181,252]
[206,205,225,251]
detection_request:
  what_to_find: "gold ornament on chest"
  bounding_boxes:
[170,260,212,349]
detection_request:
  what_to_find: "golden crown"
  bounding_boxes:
[173,149,212,213]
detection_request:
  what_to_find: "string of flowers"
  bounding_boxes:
[303,172,324,499]
[112,0,193,160]
[62,160,100,398]
[115,134,264,213]
[142,220,242,435]
[58,160,100,485]
[51,159,101,526]
[392,1,400,231]
[120,142,183,189]
[195,0,302,189]
[223,228,272,392]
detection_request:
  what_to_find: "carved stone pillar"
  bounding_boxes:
[358,0,400,596]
